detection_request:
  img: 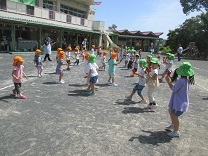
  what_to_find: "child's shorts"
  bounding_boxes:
[90,75,98,84]
[56,69,64,74]
[171,109,183,117]
[109,72,115,77]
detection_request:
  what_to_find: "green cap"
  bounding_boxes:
[147,54,153,58]
[88,54,96,63]
[139,59,147,68]
[168,54,175,60]
[150,57,159,64]
[176,62,194,76]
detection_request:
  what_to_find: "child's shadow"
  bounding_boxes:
[68,90,89,97]
[0,94,16,102]
[129,130,172,146]
[42,82,58,85]
[122,107,155,114]
[115,99,137,105]
[68,83,85,87]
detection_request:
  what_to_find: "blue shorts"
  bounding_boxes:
[171,109,183,117]
[56,69,63,75]
[89,75,98,84]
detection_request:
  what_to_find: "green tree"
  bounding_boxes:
[180,0,208,15]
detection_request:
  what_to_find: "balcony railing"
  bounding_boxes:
[1,1,93,29]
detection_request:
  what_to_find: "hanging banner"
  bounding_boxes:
[22,0,36,6]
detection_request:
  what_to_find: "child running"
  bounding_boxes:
[125,59,147,103]
[145,57,160,110]
[33,49,43,78]
[56,51,66,84]
[165,62,195,137]
[86,54,99,95]
[107,52,120,86]
[65,46,74,70]
[99,51,108,71]
[159,53,175,82]
[12,56,28,99]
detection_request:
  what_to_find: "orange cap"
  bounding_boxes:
[35,49,42,54]
[13,56,24,66]
[85,53,90,60]
[103,51,108,56]
[111,52,117,59]
[66,46,72,51]
[59,51,65,59]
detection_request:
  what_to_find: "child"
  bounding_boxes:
[159,53,174,82]
[87,54,99,95]
[56,48,63,61]
[65,46,74,70]
[56,51,66,83]
[33,49,43,78]
[99,51,108,71]
[12,56,28,99]
[74,47,80,66]
[125,59,147,103]
[83,53,90,79]
[91,45,95,55]
[145,57,160,110]
[165,62,195,137]
[146,55,153,73]
[130,54,140,77]
[97,45,102,57]
[108,52,120,86]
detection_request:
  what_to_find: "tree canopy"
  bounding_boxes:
[166,13,208,57]
[180,0,208,15]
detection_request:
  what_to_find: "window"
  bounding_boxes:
[60,4,86,19]
[80,18,85,26]
[26,5,34,15]
[0,0,6,10]
[66,14,71,23]
[49,10,55,19]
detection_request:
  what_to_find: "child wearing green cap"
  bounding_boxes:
[125,59,147,103]
[165,62,195,137]
[87,54,99,95]
[145,57,160,110]
[159,53,174,82]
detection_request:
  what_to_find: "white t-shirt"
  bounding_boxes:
[88,62,99,77]
[91,48,95,54]
[165,59,173,70]
[177,47,183,54]
[138,68,146,86]
[66,51,71,60]
[84,60,90,74]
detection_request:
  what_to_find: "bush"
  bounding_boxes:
[160,46,172,53]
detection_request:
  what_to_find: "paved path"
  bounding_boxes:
[0,52,208,156]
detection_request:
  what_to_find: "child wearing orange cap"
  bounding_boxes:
[91,45,95,55]
[83,53,90,79]
[97,45,102,57]
[56,48,63,61]
[56,51,67,83]
[74,46,80,66]
[107,52,121,86]
[34,49,43,78]
[12,56,28,99]
[65,46,74,70]
[99,51,108,71]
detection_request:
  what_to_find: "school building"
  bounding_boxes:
[0,0,163,52]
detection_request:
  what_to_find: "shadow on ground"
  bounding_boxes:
[0,94,15,102]
[129,130,172,146]
[115,99,137,105]
[42,82,58,85]
[68,90,89,97]
[122,107,155,114]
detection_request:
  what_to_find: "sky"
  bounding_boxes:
[92,0,201,39]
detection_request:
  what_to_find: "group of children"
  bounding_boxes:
[11,45,195,138]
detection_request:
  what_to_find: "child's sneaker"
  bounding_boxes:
[138,100,147,104]
[59,80,65,84]
[107,80,112,84]
[15,93,18,98]
[38,74,41,78]
[125,96,132,100]
[88,91,95,95]
[112,83,118,86]
[151,103,158,110]
[165,124,174,131]
[19,93,27,99]
[12,89,16,94]
[167,131,180,137]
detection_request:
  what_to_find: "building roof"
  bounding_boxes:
[111,29,163,37]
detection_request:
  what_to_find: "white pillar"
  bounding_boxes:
[99,34,102,46]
